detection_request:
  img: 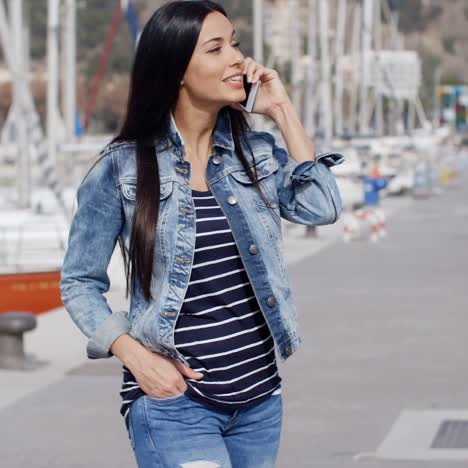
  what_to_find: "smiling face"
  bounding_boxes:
[180,11,246,109]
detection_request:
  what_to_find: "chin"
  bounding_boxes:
[226,89,246,102]
[217,94,245,107]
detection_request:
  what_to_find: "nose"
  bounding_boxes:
[229,45,244,67]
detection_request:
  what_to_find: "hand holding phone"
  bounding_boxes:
[239,74,261,113]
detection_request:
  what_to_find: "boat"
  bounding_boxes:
[0,190,71,315]
[0,270,62,315]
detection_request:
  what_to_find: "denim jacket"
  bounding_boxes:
[59,108,344,367]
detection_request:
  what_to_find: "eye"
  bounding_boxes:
[208,41,241,53]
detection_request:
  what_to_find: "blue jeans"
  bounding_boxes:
[127,392,283,467]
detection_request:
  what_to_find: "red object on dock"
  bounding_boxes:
[0,271,63,315]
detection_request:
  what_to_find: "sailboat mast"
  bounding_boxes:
[334,0,347,137]
[63,0,76,140]
[318,0,332,143]
[304,0,317,137]
[288,0,302,118]
[47,0,60,191]
[359,0,373,135]
[253,0,263,64]
[10,0,30,208]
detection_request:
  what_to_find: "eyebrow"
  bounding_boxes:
[202,29,236,46]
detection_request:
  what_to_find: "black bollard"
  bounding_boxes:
[0,311,41,370]
[305,225,318,238]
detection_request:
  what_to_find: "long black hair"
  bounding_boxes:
[84,0,271,303]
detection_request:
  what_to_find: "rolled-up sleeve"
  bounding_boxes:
[257,132,345,225]
[59,150,131,359]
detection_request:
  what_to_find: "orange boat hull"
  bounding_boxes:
[0,270,63,315]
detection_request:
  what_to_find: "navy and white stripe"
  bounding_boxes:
[119,187,281,431]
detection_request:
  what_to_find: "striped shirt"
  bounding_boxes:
[119,187,281,431]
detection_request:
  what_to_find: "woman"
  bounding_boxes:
[59,1,344,466]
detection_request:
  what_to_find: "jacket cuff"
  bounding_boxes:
[86,310,131,359]
[315,152,345,167]
[290,153,345,186]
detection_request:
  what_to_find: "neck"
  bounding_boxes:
[173,105,218,162]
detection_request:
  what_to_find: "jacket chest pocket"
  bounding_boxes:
[228,156,279,209]
[119,177,175,222]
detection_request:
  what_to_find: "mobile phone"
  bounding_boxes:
[239,74,261,113]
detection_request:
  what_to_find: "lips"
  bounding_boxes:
[223,78,244,89]
[223,73,243,82]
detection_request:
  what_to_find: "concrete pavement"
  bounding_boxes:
[276,174,468,467]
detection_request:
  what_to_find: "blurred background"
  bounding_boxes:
[0,1,467,467]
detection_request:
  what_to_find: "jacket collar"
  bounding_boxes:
[168,107,235,156]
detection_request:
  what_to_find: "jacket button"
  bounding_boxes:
[249,244,258,255]
[162,310,176,317]
[227,195,237,205]
[179,206,193,214]
[212,155,222,165]
[267,296,276,307]
[175,256,191,263]
[285,346,292,356]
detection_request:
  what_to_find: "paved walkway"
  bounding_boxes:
[276,174,468,468]
[1,175,467,467]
